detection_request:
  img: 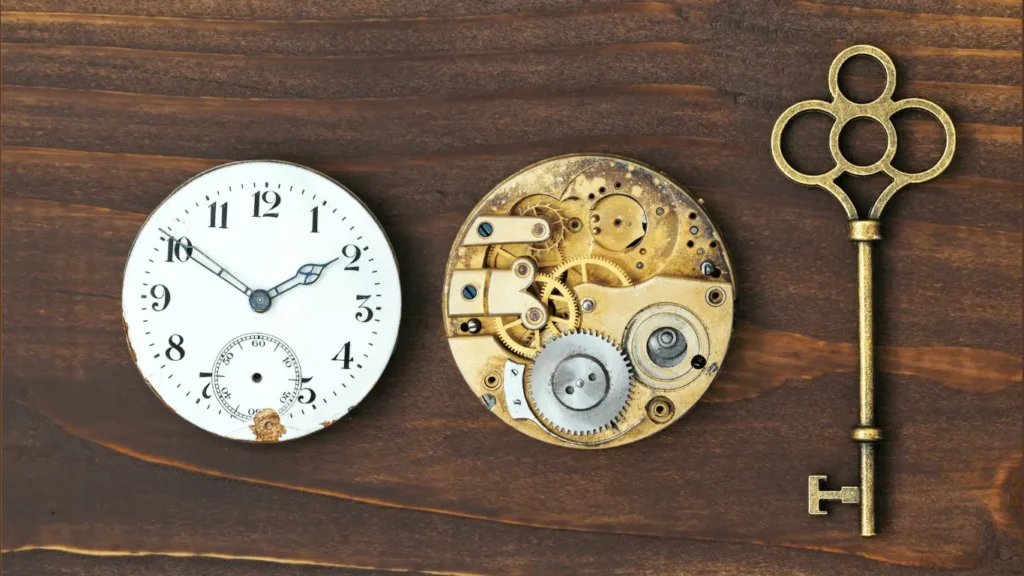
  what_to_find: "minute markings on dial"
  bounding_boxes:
[125,162,401,442]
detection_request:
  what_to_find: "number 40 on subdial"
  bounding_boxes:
[122,161,402,442]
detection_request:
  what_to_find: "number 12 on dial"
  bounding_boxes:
[121,160,402,442]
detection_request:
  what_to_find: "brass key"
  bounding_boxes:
[770,45,956,536]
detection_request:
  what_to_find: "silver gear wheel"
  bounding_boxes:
[525,330,633,437]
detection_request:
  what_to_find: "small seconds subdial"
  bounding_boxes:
[210,333,303,424]
[122,161,402,442]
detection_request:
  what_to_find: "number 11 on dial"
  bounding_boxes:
[121,161,402,442]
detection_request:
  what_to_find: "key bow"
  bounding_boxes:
[770,45,956,220]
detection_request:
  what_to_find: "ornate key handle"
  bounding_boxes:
[770,45,956,537]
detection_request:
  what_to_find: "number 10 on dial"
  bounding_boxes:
[122,161,402,442]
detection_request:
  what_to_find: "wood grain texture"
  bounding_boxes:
[1,1,1021,574]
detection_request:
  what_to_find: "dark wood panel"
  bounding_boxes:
[2,400,1020,575]
[3,550,417,576]
[1,0,1021,574]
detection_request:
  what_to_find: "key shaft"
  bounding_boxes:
[856,239,877,537]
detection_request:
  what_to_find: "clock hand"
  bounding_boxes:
[267,258,339,299]
[159,228,253,297]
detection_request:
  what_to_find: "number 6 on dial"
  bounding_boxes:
[121,160,402,442]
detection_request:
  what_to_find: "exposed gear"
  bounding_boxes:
[543,256,632,299]
[484,241,564,272]
[493,274,579,359]
[551,197,594,263]
[514,196,565,254]
[525,330,634,438]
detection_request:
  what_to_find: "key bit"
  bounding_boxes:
[770,45,955,537]
[808,475,860,515]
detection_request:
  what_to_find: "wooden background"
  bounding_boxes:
[1,1,1021,574]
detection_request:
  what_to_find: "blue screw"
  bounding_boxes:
[462,285,478,300]
[477,222,494,237]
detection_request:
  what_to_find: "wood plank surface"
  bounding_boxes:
[1,1,1021,574]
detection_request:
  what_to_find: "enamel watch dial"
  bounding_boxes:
[122,161,401,442]
[441,154,735,448]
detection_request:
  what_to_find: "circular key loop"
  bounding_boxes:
[771,100,858,219]
[770,45,956,221]
[869,97,956,218]
[827,45,898,107]
[826,46,898,177]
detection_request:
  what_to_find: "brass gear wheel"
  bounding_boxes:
[542,256,632,299]
[515,197,565,254]
[492,274,579,359]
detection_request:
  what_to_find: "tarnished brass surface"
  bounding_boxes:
[441,154,735,448]
[249,408,286,442]
[808,476,860,515]
[448,257,549,329]
[462,215,551,246]
[771,44,956,221]
[771,45,956,537]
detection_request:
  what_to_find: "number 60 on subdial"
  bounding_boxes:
[121,161,402,442]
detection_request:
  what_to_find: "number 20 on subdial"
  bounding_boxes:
[121,161,402,442]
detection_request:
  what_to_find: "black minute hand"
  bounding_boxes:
[267,258,339,299]
[159,228,253,296]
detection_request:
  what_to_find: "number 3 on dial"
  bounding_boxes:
[121,160,402,442]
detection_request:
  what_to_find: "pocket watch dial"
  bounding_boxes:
[122,161,401,442]
[441,154,735,449]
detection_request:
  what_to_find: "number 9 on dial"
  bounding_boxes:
[121,161,402,442]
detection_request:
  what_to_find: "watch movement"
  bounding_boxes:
[441,154,735,448]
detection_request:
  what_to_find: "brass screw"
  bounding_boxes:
[483,373,502,391]
[647,397,675,423]
[705,287,725,307]
[526,307,544,324]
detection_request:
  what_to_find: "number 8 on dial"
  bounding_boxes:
[121,161,402,442]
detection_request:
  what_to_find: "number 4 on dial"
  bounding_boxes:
[332,342,354,369]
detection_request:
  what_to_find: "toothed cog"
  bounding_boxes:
[525,330,634,437]
[493,274,580,359]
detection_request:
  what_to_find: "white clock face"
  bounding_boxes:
[122,161,402,442]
